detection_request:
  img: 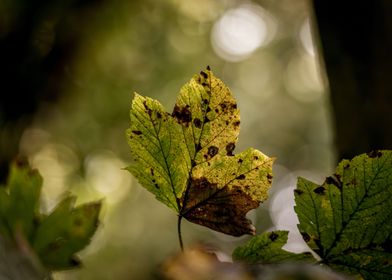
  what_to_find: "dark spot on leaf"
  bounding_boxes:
[300,232,311,242]
[269,232,279,241]
[236,174,246,180]
[204,116,210,123]
[132,130,142,135]
[173,105,192,125]
[226,142,235,156]
[195,143,202,152]
[206,65,211,71]
[150,168,154,176]
[232,104,237,109]
[207,146,219,158]
[152,179,156,183]
[156,112,162,119]
[206,106,211,113]
[294,189,304,195]
[202,82,208,86]
[313,186,326,195]
[254,156,259,160]
[234,121,240,127]
[325,176,339,186]
[200,71,208,79]
[267,174,272,180]
[143,101,152,116]
[368,150,383,158]
[344,163,350,169]
[182,177,259,236]
[193,118,202,128]
[238,159,243,163]
[215,108,219,113]
[191,159,196,167]
[203,99,208,104]
[154,183,160,189]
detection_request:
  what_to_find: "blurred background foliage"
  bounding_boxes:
[0,0,335,279]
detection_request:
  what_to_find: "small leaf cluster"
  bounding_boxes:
[0,160,101,271]
[126,68,391,279]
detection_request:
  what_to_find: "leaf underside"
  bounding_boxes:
[232,230,315,264]
[0,161,101,271]
[294,150,392,279]
[127,68,273,236]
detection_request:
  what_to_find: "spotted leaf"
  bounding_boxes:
[127,67,273,237]
[295,150,392,279]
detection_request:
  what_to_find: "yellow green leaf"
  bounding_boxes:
[127,68,274,237]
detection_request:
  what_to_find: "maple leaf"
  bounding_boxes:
[127,67,273,240]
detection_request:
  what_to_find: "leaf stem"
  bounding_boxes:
[178,215,184,251]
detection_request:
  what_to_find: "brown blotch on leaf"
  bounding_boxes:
[226,143,235,156]
[300,232,311,242]
[207,146,219,158]
[181,177,259,236]
[173,105,192,125]
[326,176,342,190]
[132,130,142,135]
[294,189,304,195]
[368,150,383,158]
[234,121,240,127]
[238,159,243,163]
[236,174,246,180]
[269,232,279,241]
[193,118,202,128]
[206,65,211,71]
[313,186,326,195]
[143,101,152,116]
[200,71,208,79]
[157,112,162,119]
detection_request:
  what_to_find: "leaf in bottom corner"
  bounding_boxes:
[294,150,392,279]
[33,197,101,270]
[232,230,315,264]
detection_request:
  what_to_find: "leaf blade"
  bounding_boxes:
[233,230,315,264]
[127,93,190,211]
[295,150,392,279]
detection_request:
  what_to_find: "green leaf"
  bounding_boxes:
[0,160,42,240]
[127,68,274,236]
[0,161,101,272]
[294,150,392,279]
[33,198,101,270]
[232,230,315,264]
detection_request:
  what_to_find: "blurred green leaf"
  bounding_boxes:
[0,161,101,271]
[127,68,273,236]
[33,198,101,270]
[0,160,42,241]
[232,230,315,264]
[295,150,392,279]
